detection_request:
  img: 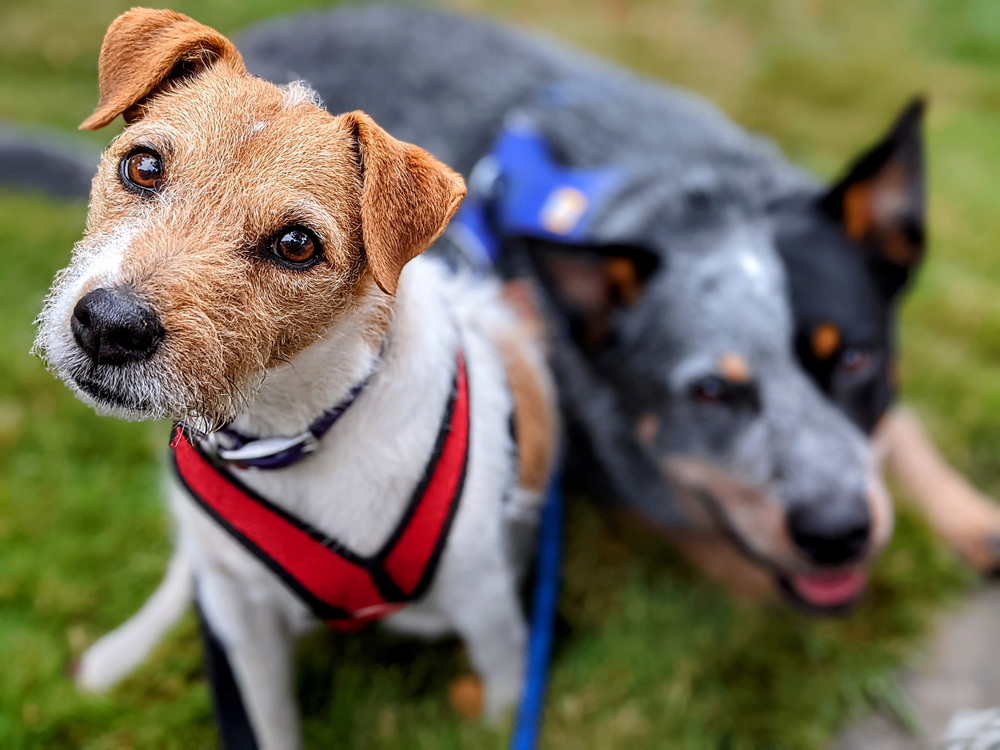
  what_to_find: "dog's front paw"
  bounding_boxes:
[448,675,484,719]
[879,408,1000,575]
[448,670,521,723]
[943,501,1000,575]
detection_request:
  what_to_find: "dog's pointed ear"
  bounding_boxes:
[527,242,660,349]
[820,98,925,296]
[340,111,466,295]
[80,8,245,131]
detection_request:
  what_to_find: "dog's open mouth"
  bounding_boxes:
[775,568,868,614]
[661,457,875,614]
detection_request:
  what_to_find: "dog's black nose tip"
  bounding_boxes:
[787,497,870,566]
[71,287,163,365]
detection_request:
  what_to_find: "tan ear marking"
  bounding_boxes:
[841,164,920,266]
[843,183,873,240]
[342,111,466,295]
[80,8,245,131]
[607,257,643,306]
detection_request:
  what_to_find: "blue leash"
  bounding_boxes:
[510,472,563,750]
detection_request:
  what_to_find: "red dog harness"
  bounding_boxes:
[172,351,470,631]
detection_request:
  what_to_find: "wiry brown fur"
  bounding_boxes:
[80,8,246,131]
[350,113,466,295]
[89,73,367,426]
[62,8,466,429]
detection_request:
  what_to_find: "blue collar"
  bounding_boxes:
[181,355,382,471]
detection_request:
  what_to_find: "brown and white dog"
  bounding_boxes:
[33,9,557,748]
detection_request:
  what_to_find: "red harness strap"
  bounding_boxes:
[172,351,470,631]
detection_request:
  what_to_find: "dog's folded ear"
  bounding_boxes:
[339,111,466,296]
[820,98,925,297]
[526,241,660,350]
[80,8,245,131]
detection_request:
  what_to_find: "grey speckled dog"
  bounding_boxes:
[237,7,892,612]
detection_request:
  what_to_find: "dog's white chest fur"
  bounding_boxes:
[169,260,518,622]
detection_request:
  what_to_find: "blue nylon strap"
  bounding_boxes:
[452,122,623,269]
[511,471,563,750]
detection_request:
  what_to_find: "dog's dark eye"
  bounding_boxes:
[120,149,164,193]
[689,374,761,411]
[269,228,321,267]
[690,375,729,404]
[839,347,874,376]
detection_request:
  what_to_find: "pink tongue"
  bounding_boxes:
[791,570,867,607]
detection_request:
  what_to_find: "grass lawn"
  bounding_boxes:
[2,0,998,747]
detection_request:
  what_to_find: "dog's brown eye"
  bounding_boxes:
[121,150,164,193]
[270,228,320,266]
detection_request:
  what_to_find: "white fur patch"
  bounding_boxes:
[738,251,764,282]
[34,221,139,364]
[29,220,184,422]
[281,81,322,109]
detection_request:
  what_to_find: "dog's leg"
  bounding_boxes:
[197,573,301,750]
[440,553,528,721]
[76,549,191,693]
[196,599,260,750]
[879,406,1000,573]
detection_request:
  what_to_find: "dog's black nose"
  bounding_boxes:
[787,497,870,566]
[71,287,164,365]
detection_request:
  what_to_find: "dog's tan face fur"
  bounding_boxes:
[34,9,465,429]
